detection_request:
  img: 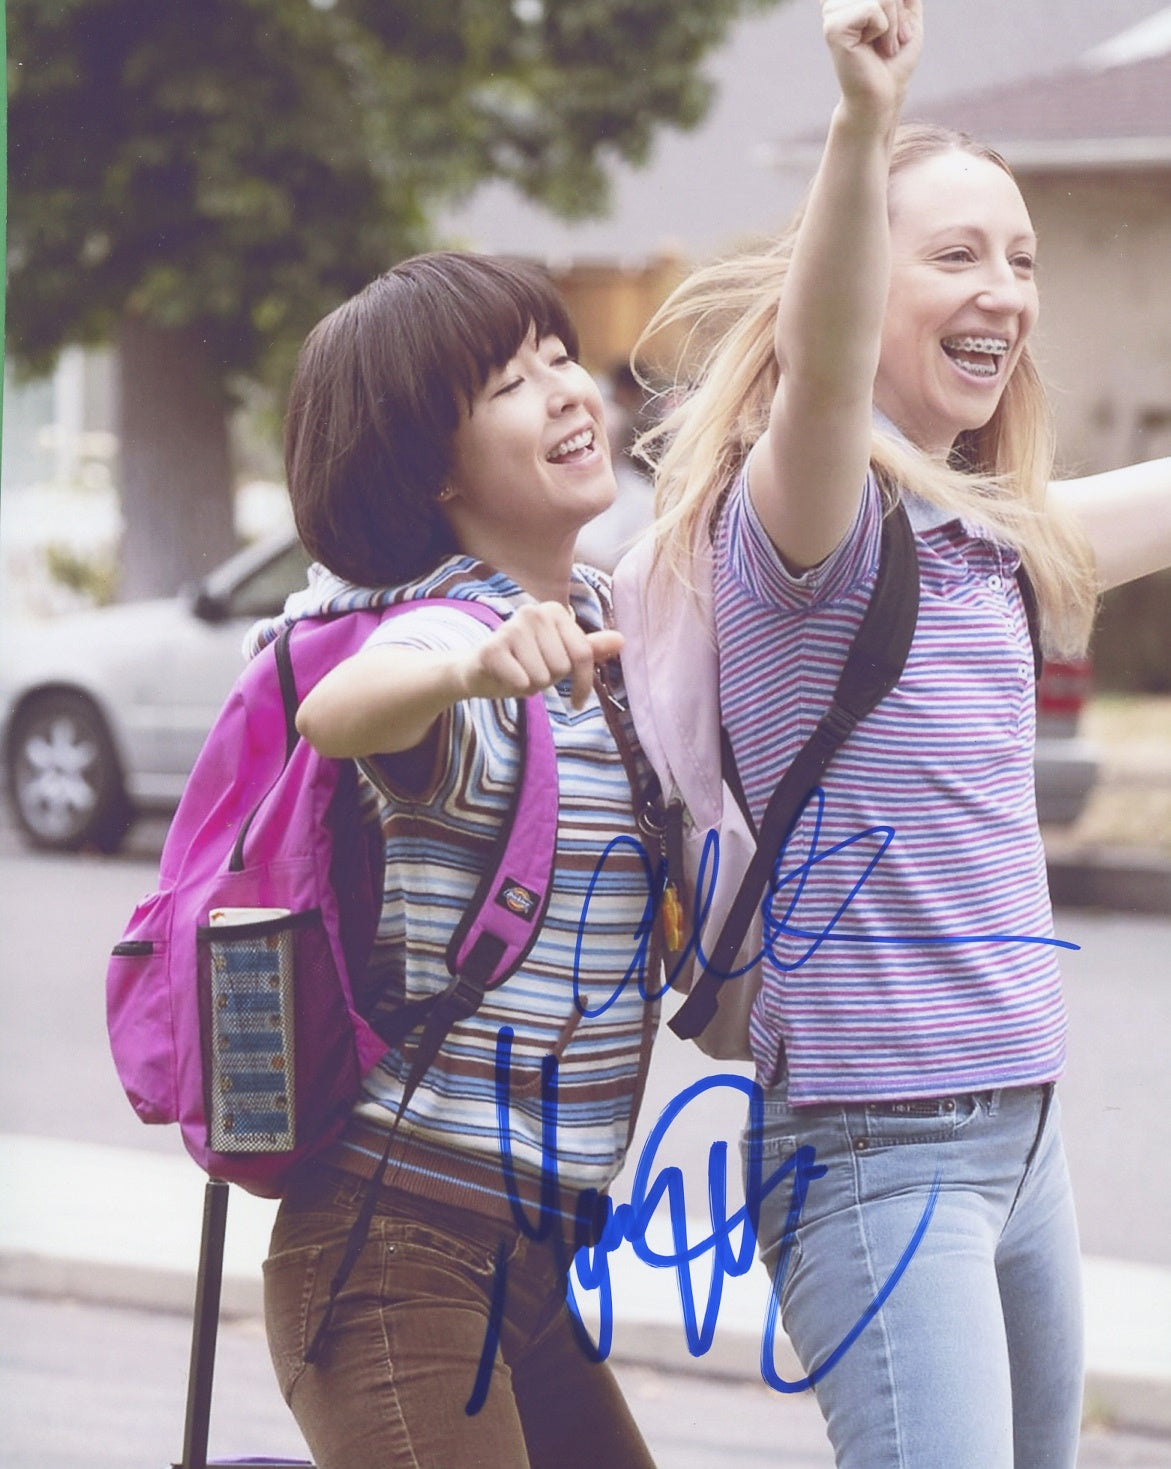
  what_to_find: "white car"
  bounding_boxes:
[0,530,1099,852]
[0,531,310,851]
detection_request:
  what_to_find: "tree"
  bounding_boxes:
[7,0,778,598]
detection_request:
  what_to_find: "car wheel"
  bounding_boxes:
[5,690,133,853]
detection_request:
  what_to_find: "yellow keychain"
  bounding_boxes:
[660,881,685,953]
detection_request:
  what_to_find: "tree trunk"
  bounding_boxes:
[116,315,237,602]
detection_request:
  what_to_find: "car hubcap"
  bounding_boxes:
[16,717,101,839]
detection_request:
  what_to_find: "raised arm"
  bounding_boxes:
[750,0,923,570]
[295,602,623,758]
[1050,458,1171,592]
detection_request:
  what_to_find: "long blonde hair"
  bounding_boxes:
[637,124,1097,658]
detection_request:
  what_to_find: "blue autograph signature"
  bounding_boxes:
[464,790,1075,1412]
[465,1027,940,1415]
[576,784,1079,1018]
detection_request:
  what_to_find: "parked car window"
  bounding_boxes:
[223,542,312,621]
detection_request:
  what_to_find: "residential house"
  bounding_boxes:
[450,0,1171,449]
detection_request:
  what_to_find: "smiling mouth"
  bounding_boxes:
[546,428,595,464]
[941,335,1010,378]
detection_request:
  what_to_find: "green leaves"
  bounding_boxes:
[7,0,782,386]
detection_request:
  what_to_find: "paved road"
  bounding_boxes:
[2,846,1167,1262]
[1,843,1169,1467]
[3,1290,1170,1469]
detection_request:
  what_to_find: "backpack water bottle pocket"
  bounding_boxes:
[199,909,297,1154]
[108,889,179,1125]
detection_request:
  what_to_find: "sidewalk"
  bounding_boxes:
[2,1132,1169,1439]
[2,703,1168,1465]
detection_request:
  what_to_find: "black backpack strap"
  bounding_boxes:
[303,855,537,1364]
[1015,564,1044,682]
[302,633,558,1364]
[274,624,302,762]
[670,500,920,1043]
[304,959,490,1363]
[720,723,757,835]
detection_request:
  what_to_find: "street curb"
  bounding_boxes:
[4,1240,1170,1438]
[4,1131,1171,1439]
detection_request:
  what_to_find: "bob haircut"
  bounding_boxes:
[285,250,580,587]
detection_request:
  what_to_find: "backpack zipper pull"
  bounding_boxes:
[660,798,688,954]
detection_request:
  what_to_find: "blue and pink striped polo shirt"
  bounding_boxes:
[715,467,1068,1105]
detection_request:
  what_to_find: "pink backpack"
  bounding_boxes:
[106,600,558,1197]
[613,532,762,1060]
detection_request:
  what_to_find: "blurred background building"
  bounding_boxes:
[5,0,1170,685]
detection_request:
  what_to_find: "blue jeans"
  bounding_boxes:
[263,1166,657,1469]
[742,1081,1083,1469]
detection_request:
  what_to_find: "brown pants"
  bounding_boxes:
[264,1167,658,1469]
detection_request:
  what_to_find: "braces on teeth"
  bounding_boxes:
[946,336,1008,355]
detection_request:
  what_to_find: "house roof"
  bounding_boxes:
[935,52,1171,170]
[766,7,1171,173]
[443,0,1171,263]
[944,2,1171,168]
